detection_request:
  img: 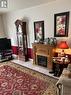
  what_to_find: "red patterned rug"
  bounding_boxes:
[0,62,57,95]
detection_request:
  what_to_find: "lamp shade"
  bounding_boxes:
[58,41,69,49]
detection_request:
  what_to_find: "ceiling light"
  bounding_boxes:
[0,0,7,8]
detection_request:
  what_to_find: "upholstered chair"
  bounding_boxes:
[56,64,71,95]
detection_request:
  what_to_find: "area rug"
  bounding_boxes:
[0,61,57,95]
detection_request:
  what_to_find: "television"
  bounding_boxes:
[0,38,12,51]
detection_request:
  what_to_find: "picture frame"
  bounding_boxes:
[54,12,69,37]
[34,21,44,42]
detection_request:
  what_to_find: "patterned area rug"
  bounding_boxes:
[0,61,57,95]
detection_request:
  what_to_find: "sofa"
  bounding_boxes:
[56,64,71,95]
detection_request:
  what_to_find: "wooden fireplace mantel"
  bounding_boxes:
[32,43,55,69]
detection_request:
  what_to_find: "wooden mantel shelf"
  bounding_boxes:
[32,43,55,70]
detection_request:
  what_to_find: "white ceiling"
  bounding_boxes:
[0,0,56,14]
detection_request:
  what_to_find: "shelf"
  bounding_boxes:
[0,58,10,62]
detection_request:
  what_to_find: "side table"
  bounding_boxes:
[53,57,70,77]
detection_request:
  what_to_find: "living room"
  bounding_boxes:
[0,0,71,95]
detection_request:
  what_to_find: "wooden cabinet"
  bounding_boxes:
[32,43,55,69]
[15,20,28,61]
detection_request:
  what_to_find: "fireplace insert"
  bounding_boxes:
[37,55,47,67]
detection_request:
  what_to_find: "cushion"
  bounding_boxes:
[67,64,71,71]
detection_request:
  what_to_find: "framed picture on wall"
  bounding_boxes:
[54,12,70,37]
[34,21,44,42]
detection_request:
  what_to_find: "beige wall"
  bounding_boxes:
[2,0,71,48]
[0,15,6,38]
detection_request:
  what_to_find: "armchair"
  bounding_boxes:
[56,64,71,95]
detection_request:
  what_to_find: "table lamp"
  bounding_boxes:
[58,41,69,57]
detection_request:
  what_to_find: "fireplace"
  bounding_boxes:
[37,55,47,67]
[32,43,55,69]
